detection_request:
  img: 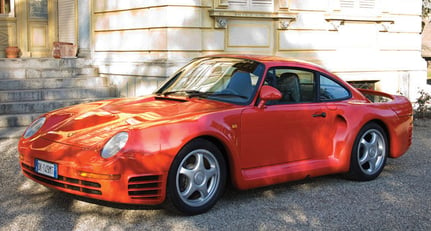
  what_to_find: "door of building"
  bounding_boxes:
[16,0,57,57]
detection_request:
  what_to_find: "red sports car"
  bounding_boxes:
[18,55,413,215]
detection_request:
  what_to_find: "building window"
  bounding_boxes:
[228,0,273,11]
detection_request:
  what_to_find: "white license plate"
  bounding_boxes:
[35,159,58,179]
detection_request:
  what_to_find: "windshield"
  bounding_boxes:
[155,57,265,105]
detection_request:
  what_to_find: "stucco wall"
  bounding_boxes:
[90,0,427,99]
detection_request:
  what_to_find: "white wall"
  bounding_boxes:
[89,0,427,99]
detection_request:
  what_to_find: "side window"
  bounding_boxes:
[319,75,350,101]
[265,68,316,104]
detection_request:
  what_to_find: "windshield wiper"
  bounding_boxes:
[161,90,210,98]
[161,90,248,99]
[210,93,248,99]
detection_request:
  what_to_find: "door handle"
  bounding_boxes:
[312,112,326,118]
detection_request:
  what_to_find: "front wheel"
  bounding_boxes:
[166,139,226,215]
[346,123,388,181]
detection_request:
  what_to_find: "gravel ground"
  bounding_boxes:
[1,120,430,231]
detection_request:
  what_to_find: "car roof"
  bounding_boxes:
[203,54,329,73]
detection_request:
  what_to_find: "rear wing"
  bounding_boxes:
[357,89,413,118]
[357,88,395,103]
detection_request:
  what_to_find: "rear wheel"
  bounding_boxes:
[346,123,388,181]
[166,139,226,215]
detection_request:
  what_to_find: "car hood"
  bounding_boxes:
[38,96,235,148]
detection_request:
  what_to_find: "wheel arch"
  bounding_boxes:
[367,119,389,136]
[361,119,390,151]
[189,135,235,188]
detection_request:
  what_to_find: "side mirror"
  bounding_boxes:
[258,85,282,108]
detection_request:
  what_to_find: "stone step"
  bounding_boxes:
[0,87,117,102]
[79,67,99,76]
[0,67,98,79]
[0,58,92,69]
[0,98,108,115]
[0,58,118,129]
[0,113,40,128]
[0,76,108,90]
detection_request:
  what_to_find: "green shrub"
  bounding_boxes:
[415,89,431,118]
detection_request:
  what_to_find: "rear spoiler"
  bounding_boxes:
[357,88,413,117]
[357,88,395,103]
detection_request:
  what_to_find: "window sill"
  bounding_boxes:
[209,9,296,29]
[325,15,394,31]
[209,9,295,20]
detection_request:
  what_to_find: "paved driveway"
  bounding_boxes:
[1,121,430,230]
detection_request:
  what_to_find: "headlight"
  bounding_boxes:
[101,132,129,159]
[23,117,46,139]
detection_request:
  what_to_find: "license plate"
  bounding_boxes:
[35,159,58,179]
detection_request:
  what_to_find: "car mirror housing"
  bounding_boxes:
[258,85,282,108]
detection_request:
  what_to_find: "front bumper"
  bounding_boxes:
[18,139,168,205]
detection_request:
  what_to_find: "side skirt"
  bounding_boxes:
[237,158,342,190]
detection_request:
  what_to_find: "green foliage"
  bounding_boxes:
[415,89,431,118]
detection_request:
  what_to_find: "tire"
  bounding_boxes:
[346,123,388,181]
[166,139,226,215]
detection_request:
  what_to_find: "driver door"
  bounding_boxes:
[239,68,335,169]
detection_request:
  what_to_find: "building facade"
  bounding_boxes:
[1,0,428,99]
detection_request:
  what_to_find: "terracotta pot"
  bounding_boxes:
[52,42,75,58]
[5,46,20,58]
[52,43,61,58]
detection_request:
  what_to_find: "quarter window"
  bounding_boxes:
[319,75,350,101]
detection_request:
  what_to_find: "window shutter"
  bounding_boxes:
[228,0,247,5]
[359,0,375,9]
[340,0,355,8]
[252,0,272,5]
[58,0,76,44]
[340,0,375,9]
[228,0,273,11]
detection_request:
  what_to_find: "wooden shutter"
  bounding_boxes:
[58,0,76,44]
[228,0,272,10]
[340,0,375,9]
[252,0,272,5]
[228,0,247,5]
[359,0,375,9]
[340,0,355,8]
